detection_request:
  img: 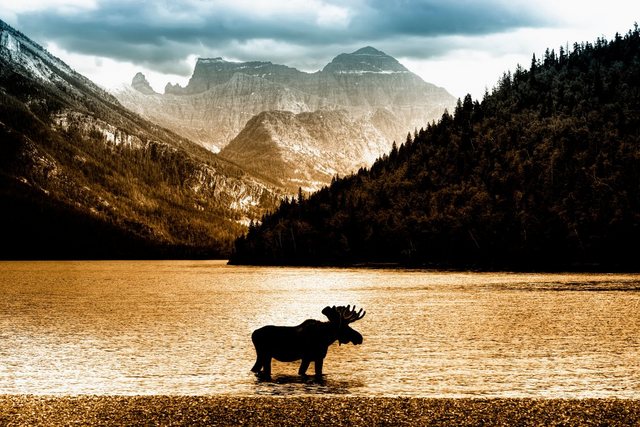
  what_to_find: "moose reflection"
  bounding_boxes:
[251,305,366,379]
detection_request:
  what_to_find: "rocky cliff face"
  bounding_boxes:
[117,72,335,152]
[0,19,281,259]
[168,57,306,94]
[113,47,455,190]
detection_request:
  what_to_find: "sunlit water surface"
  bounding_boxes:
[0,261,639,397]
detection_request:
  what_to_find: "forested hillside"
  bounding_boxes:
[231,26,640,269]
[0,20,279,259]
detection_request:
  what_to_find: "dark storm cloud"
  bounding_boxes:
[355,0,544,38]
[15,0,550,75]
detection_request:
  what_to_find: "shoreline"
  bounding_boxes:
[1,396,639,426]
[3,259,640,274]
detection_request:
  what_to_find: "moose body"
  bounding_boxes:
[251,305,365,378]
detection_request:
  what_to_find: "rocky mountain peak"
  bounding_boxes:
[323,46,408,74]
[352,46,386,56]
[220,108,393,192]
[131,72,156,95]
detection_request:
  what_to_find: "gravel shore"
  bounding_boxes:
[1,396,639,426]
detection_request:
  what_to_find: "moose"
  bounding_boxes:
[251,305,366,378]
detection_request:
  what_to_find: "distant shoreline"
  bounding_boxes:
[1,396,639,426]
[3,258,640,274]
[227,259,640,274]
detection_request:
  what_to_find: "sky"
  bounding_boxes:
[1,1,639,99]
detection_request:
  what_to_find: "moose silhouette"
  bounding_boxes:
[251,305,366,379]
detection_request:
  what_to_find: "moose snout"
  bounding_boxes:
[352,333,363,345]
[341,328,363,345]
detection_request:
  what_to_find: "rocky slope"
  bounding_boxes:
[114,47,455,190]
[0,19,281,259]
[220,109,398,191]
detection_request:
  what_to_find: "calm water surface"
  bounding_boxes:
[0,261,639,397]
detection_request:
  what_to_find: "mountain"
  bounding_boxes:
[230,28,640,270]
[220,109,402,191]
[0,19,281,259]
[114,47,454,190]
[116,71,332,153]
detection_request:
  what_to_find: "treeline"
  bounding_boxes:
[230,26,640,269]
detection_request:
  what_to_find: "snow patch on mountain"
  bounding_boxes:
[198,57,226,64]
[0,19,108,99]
[0,30,20,53]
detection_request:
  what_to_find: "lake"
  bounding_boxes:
[0,260,639,397]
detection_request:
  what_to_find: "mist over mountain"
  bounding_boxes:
[231,27,640,270]
[114,47,454,190]
[0,19,281,259]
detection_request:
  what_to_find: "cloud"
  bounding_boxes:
[12,0,550,76]
[354,0,548,38]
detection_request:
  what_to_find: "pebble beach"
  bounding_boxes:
[1,396,639,426]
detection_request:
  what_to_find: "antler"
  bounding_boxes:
[334,304,366,324]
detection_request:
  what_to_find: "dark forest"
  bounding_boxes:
[231,26,640,270]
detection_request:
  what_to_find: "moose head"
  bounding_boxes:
[321,305,365,345]
[251,305,366,379]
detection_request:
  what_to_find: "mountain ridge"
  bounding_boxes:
[0,18,282,259]
[160,46,412,95]
[115,46,455,191]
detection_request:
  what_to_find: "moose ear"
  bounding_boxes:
[322,306,340,323]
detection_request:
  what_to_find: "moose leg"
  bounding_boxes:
[260,355,272,379]
[314,358,324,377]
[252,351,272,379]
[298,359,311,376]
[251,349,264,373]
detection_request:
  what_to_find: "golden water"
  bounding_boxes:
[1,261,638,397]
